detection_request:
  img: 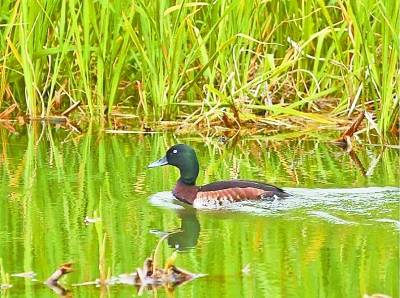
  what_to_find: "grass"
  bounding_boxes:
[0,0,399,134]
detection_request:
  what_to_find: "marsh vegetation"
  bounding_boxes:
[0,0,399,296]
[0,0,398,134]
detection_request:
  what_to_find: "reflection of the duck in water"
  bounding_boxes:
[152,207,200,251]
[168,208,200,250]
[47,282,72,298]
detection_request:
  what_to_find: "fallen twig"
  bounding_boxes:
[11,271,36,279]
[46,263,73,285]
[0,283,12,290]
[61,101,81,117]
[0,103,18,119]
[28,116,68,124]
[333,112,365,150]
[72,235,205,295]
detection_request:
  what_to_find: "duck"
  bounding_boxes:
[148,144,289,207]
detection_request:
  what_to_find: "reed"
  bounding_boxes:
[0,258,10,287]
[0,0,398,133]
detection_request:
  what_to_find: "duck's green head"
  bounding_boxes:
[148,144,199,185]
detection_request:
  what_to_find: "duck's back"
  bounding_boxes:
[196,179,288,206]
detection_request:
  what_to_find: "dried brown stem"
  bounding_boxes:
[46,263,73,285]
[62,101,81,117]
[334,112,365,147]
[0,103,18,119]
[332,112,366,151]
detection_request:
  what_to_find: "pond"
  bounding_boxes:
[0,125,398,297]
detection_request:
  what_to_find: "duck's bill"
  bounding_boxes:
[148,156,168,168]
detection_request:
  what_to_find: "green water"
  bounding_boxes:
[0,126,399,298]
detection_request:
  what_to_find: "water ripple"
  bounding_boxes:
[148,187,399,224]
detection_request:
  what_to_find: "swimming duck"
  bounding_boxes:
[148,144,288,207]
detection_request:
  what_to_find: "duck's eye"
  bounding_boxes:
[172,149,178,154]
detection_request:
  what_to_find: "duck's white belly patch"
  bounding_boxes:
[192,197,234,209]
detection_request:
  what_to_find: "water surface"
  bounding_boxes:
[0,126,398,297]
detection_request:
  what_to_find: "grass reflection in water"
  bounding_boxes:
[0,125,398,297]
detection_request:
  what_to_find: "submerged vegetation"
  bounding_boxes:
[0,0,398,133]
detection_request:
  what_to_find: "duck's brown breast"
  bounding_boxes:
[173,180,199,204]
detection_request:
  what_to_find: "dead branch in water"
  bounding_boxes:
[73,234,204,295]
[333,112,365,150]
[62,101,81,117]
[130,234,204,295]
[46,263,73,285]
[45,263,73,297]
[0,103,18,119]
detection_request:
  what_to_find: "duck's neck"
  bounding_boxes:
[178,159,199,185]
